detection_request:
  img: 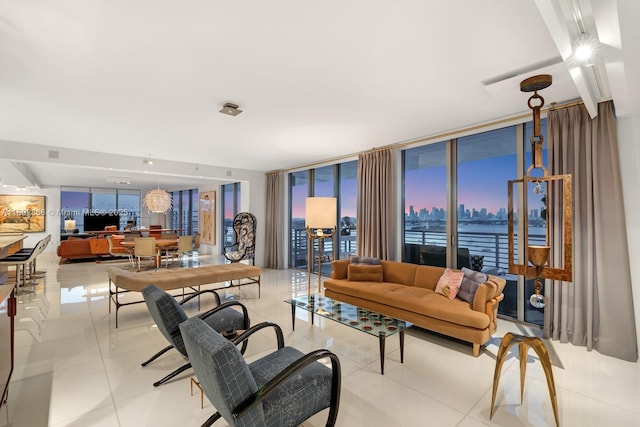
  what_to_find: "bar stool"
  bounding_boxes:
[14,234,51,282]
[0,236,49,295]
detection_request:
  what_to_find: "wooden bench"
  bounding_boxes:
[107,263,261,327]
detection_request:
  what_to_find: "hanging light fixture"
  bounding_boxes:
[144,188,172,213]
[507,74,573,308]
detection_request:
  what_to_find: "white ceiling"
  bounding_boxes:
[1,0,638,189]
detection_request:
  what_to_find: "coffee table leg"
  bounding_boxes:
[291,304,296,331]
[379,331,386,375]
[400,330,405,363]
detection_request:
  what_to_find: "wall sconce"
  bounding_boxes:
[508,74,573,308]
[305,197,337,296]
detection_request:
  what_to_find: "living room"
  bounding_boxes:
[1,1,639,426]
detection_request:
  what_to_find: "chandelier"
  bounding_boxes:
[144,189,172,213]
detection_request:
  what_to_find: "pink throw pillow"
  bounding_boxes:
[435,268,464,300]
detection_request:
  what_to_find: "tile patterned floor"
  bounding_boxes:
[1,253,639,426]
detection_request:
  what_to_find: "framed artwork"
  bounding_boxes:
[199,191,216,244]
[0,194,46,233]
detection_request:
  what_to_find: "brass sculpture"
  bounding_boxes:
[507,74,573,307]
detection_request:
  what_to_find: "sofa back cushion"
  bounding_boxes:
[413,265,446,290]
[331,259,350,279]
[381,260,417,286]
[348,264,384,282]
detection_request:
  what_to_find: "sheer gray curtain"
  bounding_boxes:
[264,171,284,269]
[356,148,395,259]
[545,101,637,361]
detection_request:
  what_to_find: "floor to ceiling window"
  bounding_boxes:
[168,189,198,235]
[402,119,547,327]
[221,183,241,247]
[289,171,310,269]
[288,160,358,270]
[60,187,140,233]
[338,161,357,259]
[402,141,448,266]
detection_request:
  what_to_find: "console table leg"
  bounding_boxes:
[291,304,296,331]
[400,330,405,363]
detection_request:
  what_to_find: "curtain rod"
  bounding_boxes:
[268,99,584,174]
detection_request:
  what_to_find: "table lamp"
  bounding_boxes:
[305,197,337,295]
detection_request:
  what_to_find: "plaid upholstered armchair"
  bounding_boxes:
[180,316,342,427]
[141,285,250,387]
[223,212,256,265]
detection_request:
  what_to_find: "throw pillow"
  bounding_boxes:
[435,268,464,300]
[350,256,381,265]
[457,267,488,303]
[471,255,484,272]
[348,264,384,282]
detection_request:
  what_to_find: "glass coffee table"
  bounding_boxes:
[284,294,411,374]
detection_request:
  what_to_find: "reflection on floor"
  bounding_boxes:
[2,253,639,426]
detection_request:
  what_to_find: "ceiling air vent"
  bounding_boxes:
[49,150,59,159]
[107,177,131,185]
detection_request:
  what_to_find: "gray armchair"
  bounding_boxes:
[180,316,341,427]
[223,212,256,265]
[141,285,250,387]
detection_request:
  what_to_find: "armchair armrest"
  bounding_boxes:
[178,289,221,306]
[232,349,341,422]
[199,301,250,330]
[231,321,285,350]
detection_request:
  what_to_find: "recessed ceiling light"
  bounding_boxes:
[219,102,243,116]
[143,158,154,165]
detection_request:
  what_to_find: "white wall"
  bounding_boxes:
[618,115,640,358]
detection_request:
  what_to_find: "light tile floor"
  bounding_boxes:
[1,253,639,426]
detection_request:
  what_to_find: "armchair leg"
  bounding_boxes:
[202,412,222,427]
[153,362,192,387]
[141,345,173,367]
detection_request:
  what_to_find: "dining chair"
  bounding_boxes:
[165,235,193,267]
[180,317,341,427]
[134,237,160,270]
[106,235,133,266]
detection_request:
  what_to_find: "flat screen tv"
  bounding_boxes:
[83,213,120,232]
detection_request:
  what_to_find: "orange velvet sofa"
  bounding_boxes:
[324,259,506,356]
[57,237,109,261]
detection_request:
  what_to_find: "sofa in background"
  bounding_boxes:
[56,237,109,262]
[324,258,506,356]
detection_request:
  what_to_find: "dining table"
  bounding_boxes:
[120,239,178,268]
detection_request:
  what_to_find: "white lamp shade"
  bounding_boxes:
[305,197,337,229]
[64,219,76,231]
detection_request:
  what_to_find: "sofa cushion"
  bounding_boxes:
[457,267,487,304]
[381,260,417,286]
[331,259,350,280]
[324,280,490,329]
[413,265,445,290]
[435,268,463,299]
[391,288,490,329]
[348,264,383,282]
[350,256,381,265]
